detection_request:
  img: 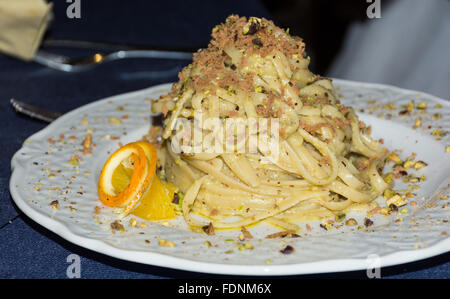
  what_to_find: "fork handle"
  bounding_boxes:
[105,50,192,61]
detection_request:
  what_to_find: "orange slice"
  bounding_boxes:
[98,142,156,214]
[131,176,176,221]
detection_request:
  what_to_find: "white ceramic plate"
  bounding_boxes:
[10,80,450,276]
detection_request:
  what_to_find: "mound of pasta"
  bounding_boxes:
[150,15,391,231]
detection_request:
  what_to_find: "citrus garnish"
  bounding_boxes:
[131,176,176,221]
[98,142,156,214]
[111,162,134,194]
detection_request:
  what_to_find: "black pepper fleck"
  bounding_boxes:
[172,193,180,204]
[364,218,374,227]
[252,38,263,47]
[280,245,294,254]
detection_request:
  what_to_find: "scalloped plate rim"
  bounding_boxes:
[9,79,450,276]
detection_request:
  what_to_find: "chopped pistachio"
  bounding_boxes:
[417,102,427,109]
[431,113,442,120]
[244,242,254,249]
[158,239,175,248]
[405,192,415,198]
[413,117,422,129]
[414,161,428,170]
[238,233,245,241]
[239,242,254,250]
[387,152,402,164]
[383,103,396,110]
[380,208,390,216]
[407,101,414,111]
[129,218,137,227]
[387,194,407,208]
[431,129,439,136]
[383,172,394,184]
[409,177,419,183]
[403,160,415,169]
[68,158,79,166]
[109,117,122,125]
[383,189,396,200]
[334,213,346,222]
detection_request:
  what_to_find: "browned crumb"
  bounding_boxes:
[209,208,218,217]
[240,226,253,239]
[110,220,125,232]
[202,222,215,236]
[345,218,358,226]
[280,245,294,254]
[364,218,374,227]
[266,230,299,239]
[94,206,101,214]
[82,133,92,155]
[389,204,399,212]
[306,224,312,232]
[176,15,306,95]
[50,200,59,210]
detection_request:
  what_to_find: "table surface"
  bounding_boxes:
[0,0,448,279]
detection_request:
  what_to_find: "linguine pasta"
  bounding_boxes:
[150,15,391,231]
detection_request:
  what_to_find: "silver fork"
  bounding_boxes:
[33,49,193,72]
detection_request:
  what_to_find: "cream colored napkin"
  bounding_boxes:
[0,0,52,61]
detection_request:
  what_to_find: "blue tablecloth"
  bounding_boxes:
[0,0,448,278]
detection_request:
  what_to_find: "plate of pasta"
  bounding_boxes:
[10,15,450,275]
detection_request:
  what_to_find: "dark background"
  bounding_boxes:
[261,0,393,74]
[44,0,394,75]
[0,0,448,279]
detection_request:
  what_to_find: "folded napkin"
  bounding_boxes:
[0,0,52,61]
